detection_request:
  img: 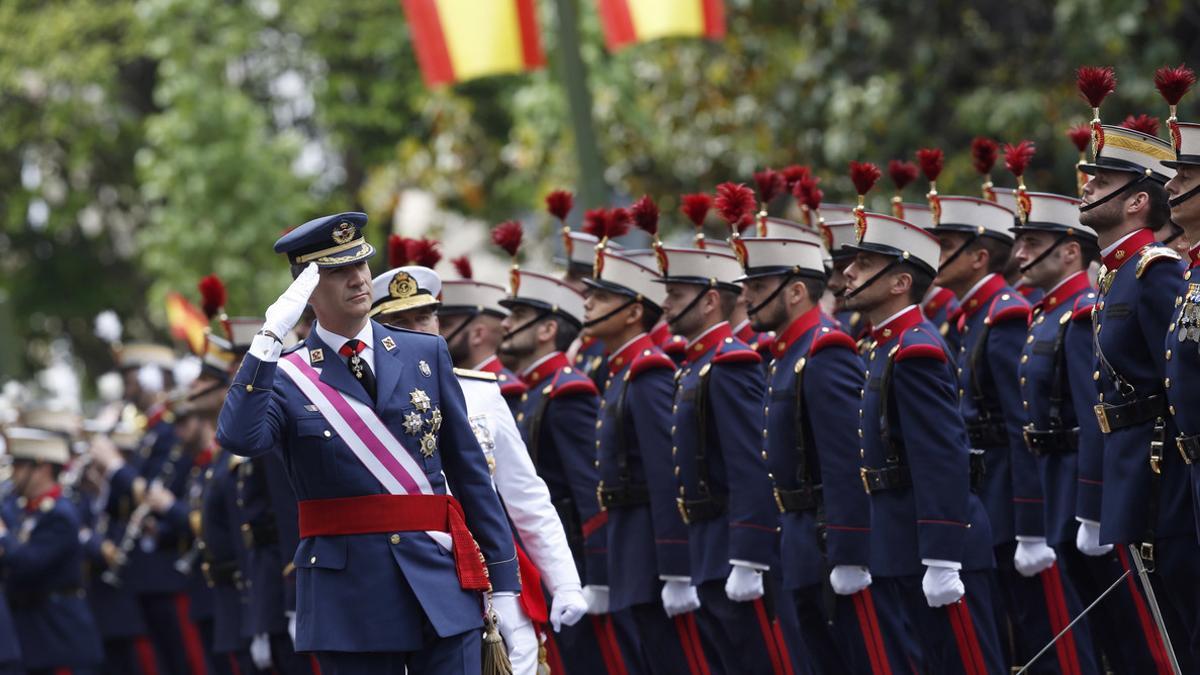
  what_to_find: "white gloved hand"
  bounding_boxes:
[661,579,701,617]
[492,594,538,674]
[549,584,588,631]
[1014,538,1058,577]
[286,611,297,645]
[829,565,872,596]
[581,585,610,615]
[922,563,965,608]
[249,633,272,670]
[264,262,320,339]
[1076,520,1113,557]
[725,563,764,602]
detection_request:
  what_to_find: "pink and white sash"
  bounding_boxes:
[277,348,451,550]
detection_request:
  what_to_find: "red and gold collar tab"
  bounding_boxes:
[26,484,63,513]
[1101,228,1156,271]
[649,322,673,346]
[686,322,733,362]
[522,352,572,386]
[1189,242,1200,269]
[958,273,1007,320]
[871,306,924,344]
[608,334,655,375]
[1036,271,1092,313]
[770,306,822,358]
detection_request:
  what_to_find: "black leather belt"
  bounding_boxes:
[1023,426,1080,456]
[6,587,83,609]
[965,417,1007,448]
[773,485,821,513]
[1093,394,1167,434]
[240,521,279,549]
[675,496,727,524]
[596,482,650,509]
[1178,434,1200,464]
[860,465,912,494]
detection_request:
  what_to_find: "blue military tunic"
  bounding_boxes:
[670,322,776,582]
[922,285,961,353]
[237,451,295,637]
[0,486,104,671]
[1165,247,1200,539]
[574,337,610,393]
[217,322,520,653]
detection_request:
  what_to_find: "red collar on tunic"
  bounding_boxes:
[770,306,821,358]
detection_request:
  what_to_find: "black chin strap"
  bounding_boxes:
[667,285,713,330]
[582,297,638,329]
[501,309,553,343]
[936,232,980,275]
[442,312,478,347]
[1080,174,1146,213]
[747,273,796,317]
[843,257,903,300]
[1169,182,1200,209]
[1018,232,1071,274]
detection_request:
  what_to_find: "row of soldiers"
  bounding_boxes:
[2,63,1200,674]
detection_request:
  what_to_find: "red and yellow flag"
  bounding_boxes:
[165,292,209,356]
[400,0,545,87]
[595,0,725,52]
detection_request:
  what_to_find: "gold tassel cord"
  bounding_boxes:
[481,596,513,675]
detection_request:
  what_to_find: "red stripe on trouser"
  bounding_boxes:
[954,600,988,675]
[591,615,629,675]
[674,615,704,675]
[133,635,160,675]
[685,613,710,675]
[172,593,208,675]
[750,599,786,675]
[229,654,243,675]
[946,601,982,675]
[852,590,893,675]
[543,631,567,675]
[309,654,323,675]
[1038,564,1080,675]
[861,589,894,675]
[53,668,72,675]
[772,619,795,675]
[1116,547,1173,674]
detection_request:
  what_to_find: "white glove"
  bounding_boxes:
[1076,520,1113,557]
[829,565,872,596]
[286,611,297,645]
[549,584,588,631]
[922,563,965,608]
[725,563,764,602]
[492,594,538,675]
[661,579,701,617]
[1014,538,1058,577]
[581,585,610,615]
[264,262,320,339]
[249,633,272,670]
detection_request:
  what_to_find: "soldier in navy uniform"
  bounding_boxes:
[582,238,722,674]
[216,213,520,674]
[927,194,1091,670]
[654,244,788,674]
[1,426,104,675]
[1079,118,1200,666]
[493,226,624,674]
[844,210,1004,673]
[1013,191,1172,672]
[821,220,874,347]
[737,235,901,673]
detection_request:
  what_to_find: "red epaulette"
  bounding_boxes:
[499,379,528,397]
[1070,293,1097,322]
[662,336,687,356]
[712,343,762,365]
[987,298,1031,325]
[754,334,775,354]
[629,351,675,379]
[810,329,856,355]
[894,327,947,363]
[547,372,599,399]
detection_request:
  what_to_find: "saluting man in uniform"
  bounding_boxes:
[0,427,105,675]
[1079,108,1200,667]
[844,209,1004,673]
[369,261,589,675]
[217,213,520,674]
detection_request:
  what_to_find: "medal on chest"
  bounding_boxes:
[1178,283,1200,345]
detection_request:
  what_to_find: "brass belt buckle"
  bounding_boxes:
[1140,542,1155,564]
[1178,437,1194,465]
[676,497,690,525]
[1150,439,1164,475]
[596,482,607,512]
[859,467,871,494]
[1093,404,1111,434]
[773,487,786,513]
[1022,425,1034,450]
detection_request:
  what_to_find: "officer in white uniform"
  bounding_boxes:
[368,263,588,675]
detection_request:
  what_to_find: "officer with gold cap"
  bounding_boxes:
[844,202,1004,672]
[1,426,104,673]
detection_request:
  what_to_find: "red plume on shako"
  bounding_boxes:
[546,189,575,258]
[491,220,524,295]
[916,148,944,224]
[887,159,918,218]
[714,182,756,265]
[1155,64,1197,151]
[1003,140,1037,223]
[849,161,882,241]
[680,193,714,248]
[970,137,999,201]
[1076,66,1117,157]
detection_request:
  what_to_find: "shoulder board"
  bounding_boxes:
[1136,247,1182,278]
[988,303,1030,325]
[810,329,856,355]
[712,347,762,365]
[629,351,676,379]
[454,367,498,382]
[894,343,947,363]
[1070,293,1097,322]
[548,378,599,399]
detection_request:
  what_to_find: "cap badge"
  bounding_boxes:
[419,360,431,377]
[331,221,356,245]
[854,212,868,244]
[389,271,418,300]
[819,224,833,252]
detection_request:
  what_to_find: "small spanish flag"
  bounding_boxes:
[595,0,726,52]
[401,0,545,87]
[165,292,210,356]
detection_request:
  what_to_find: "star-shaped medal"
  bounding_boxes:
[403,411,424,436]
[409,389,431,412]
[420,432,437,458]
[428,407,442,433]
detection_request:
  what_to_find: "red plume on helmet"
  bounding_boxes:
[1077,66,1116,159]
[714,182,757,225]
[970,137,999,201]
[491,221,523,259]
[582,209,607,238]
[753,168,784,204]
[680,193,713,248]
[631,195,660,239]
[545,190,574,222]
[388,234,411,269]
[848,162,881,202]
[1120,114,1161,137]
[780,165,811,191]
[451,256,473,279]
[1003,140,1036,222]
[1155,64,1196,151]
[197,274,230,340]
[405,238,442,269]
[887,160,917,217]
[795,176,823,212]
[1067,125,1092,196]
[916,148,944,223]
[604,208,632,241]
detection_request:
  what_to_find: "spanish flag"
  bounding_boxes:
[164,292,210,356]
[401,0,545,87]
[596,0,726,52]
